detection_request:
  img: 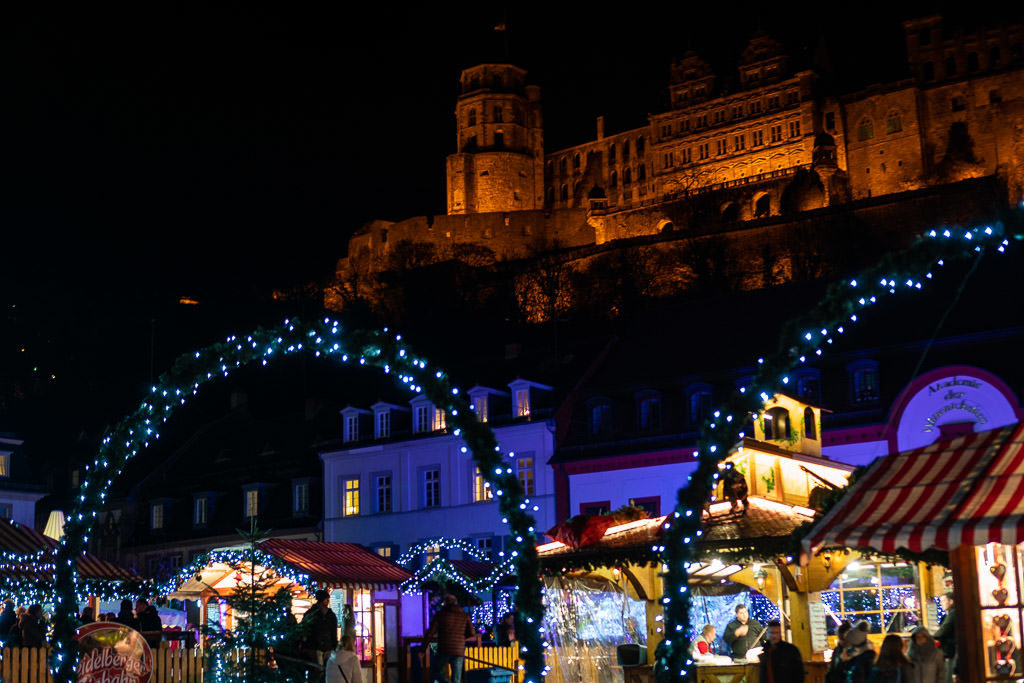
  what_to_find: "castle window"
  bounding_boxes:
[848,360,880,404]
[468,109,476,126]
[610,170,618,187]
[560,184,568,201]
[990,45,1001,67]
[637,164,646,181]
[749,101,762,115]
[922,61,935,82]
[945,56,957,78]
[681,148,691,164]
[609,144,616,162]
[787,91,799,105]
[573,153,581,170]
[768,96,780,109]
[623,168,632,185]
[763,407,791,441]
[734,134,745,151]
[886,111,903,134]
[825,112,835,131]
[858,118,874,141]
[789,121,801,137]
[716,139,726,155]
[545,187,554,204]
[623,140,631,159]
[770,125,782,143]
[494,131,504,147]
[951,96,965,112]
[751,130,764,146]
[967,52,979,72]
[663,153,673,169]
[559,158,567,175]
[804,407,817,440]
[636,136,645,154]
[733,105,743,119]
[754,194,770,218]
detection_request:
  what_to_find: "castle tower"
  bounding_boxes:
[446,64,544,215]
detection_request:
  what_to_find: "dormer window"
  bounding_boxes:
[763,407,791,440]
[151,503,164,530]
[244,488,260,518]
[377,412,390,438]
[848,360,880,404]
[636,391,662,432]
[0,453,9,479]
[686,384,713,426]
[412,399,446,434]
[345,414,358,442]
[515,389,531,418]
[590,400,612,437]
[508,379,551,420]
[472,395,489,422]
[194,495,208,526]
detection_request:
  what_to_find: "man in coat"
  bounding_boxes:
[933,591,957,683]
[759,619,804,682]
[723,604,766,659]
[303,590,340,670]
[425,594,476,683]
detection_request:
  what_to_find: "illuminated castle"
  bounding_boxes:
[330,16,1024,309]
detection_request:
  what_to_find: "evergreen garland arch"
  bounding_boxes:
[51,321,547,683]
[655,223,1017,682]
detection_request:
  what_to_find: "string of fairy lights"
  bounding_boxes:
[50,322,546,683]
[655,222,1018,683]
[153,548,314,598]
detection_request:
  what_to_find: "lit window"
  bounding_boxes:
[151,503,164,530]
[423,469,441,508]
[376,411,390,439]
[763,407,792,440]
[375,474,392,513]
[294,483,309,515]
[244,489,259,518]
[344,478,360,516]
[344,414,359,443]
[424,543,441,564]
[473,467,494,502]
[472,396,489,422]
[517,457,535,496]
[0,454,9,479]
[194,496,208,526]
[475,536,494,560]
[433,408,446,432]
[515,389,531,418]
[376,546,392,558]
[821,560,922,635]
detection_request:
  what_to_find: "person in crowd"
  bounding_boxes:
[425,594,476,683]
[80,606,94,624]
[115,599,138,630]
[691,624,717,660]
[869,634,913,682]
[826,621,853,683]
[838,621,875,683]
[723,604,766,659]
[20,604,46,648]
[759,619,804,682]
[495,612,516,646]
[932,592,956,683]
[326,634,361,683]
[0,600,17,644]
[722,462,749,514]
[907,626,944,683]
[302,589,339,670]
[135,599,163,650]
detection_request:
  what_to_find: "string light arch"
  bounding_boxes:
[51,323,547,683]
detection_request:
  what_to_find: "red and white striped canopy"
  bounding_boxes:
[0,517,142,583]
[804,423,1024,555]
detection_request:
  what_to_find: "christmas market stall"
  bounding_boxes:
[0,516,145,606]
[163,538,414,683]
[804,423,1024,682]
[539,395,856,683]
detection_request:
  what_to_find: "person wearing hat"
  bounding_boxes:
[303,589,339,672]
[837,620,875,683]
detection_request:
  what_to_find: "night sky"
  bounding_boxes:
[0,3,1016,441]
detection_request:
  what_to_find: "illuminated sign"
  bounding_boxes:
[76,622,153,683]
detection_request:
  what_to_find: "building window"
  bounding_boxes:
[770,125,782,143]
[638,164,646,181]
[0,504,12,519]
[245,489,259,518]
[468,109,476,126]
[804,407,817,440]
[624,168,632,185]
[414,405,430,433]
[636,136,645,154]
[344,414,359,443]
[768,96,780,109]
[749,101,762,114]
[716,139,727,155]
[850,363,880,403]
[580,501,610,516]
[560,184,568,201]
[734,134,745,151]
[886,112,903,134]
[573,153,581,169]
[151,503,164,530]
[0,453,9,479]
[967,52,979,72]
[638,395,662,432]
[344,478,360,516]
[423,468,441,508]
[951,96,965,112]
[990,89,1003,105]
[623,140,630,159]
[754,194,771,217]
[631,497,660,517]
[472,396,489,422]
[294,483,309,516]
[825,112,835,131]
[610,170,618,187]
[423,543,442,564]
[473,467,493,502]
[796,373,821,405]
[698,143,709,160]
[375,545,393,559]
[990,45,1001,67]
[517,457,535,496]
[945,56,957,78]
[515,389,531,418]
[494,106,503,123]
[681,148,692,164]
[494,131,504,147]
[474,536,494,560]
[194,496,208,526]
[789,121,801,137]
[609,143,616,162]
[858,118,874,141]
[375,474,392,513]
[590,401,612,437]
[751,130,764,146]
[688,387,712,426]
[918,28,931,46]
[376,411,391,439]
[763,407,792,441]
[559,158,567,175]
[787,91,799,105]
[821,560,922,635]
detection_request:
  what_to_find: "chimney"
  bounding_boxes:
[596,115,605,141]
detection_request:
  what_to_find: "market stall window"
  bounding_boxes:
[976,542,1024,678]
[821,560,923,635]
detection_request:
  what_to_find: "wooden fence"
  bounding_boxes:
[0,646,205,683]
[404,638,520,683]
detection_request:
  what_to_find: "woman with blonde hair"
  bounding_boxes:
[327,635,362,683]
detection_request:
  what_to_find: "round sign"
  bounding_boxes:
[76,622,153,683]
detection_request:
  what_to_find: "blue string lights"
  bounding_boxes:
[51,323,545,683]
[655,222,1019,683]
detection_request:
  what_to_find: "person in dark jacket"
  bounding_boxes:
[115,599,139,631]
[907,626,944,683]
[932,592,956,683]
[722,463,749,514]
[135,599,163,650]
[723,604,766,659]
[869,634,914,682]
[20,604,46,648]
[0,600,17,644]
[495,612,516,646]
[303,589,339,669]
[759,619,804,682]
[838,621,875,683]
[825,621,853,683]
[425,594,476,683]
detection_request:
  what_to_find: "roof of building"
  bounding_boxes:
[259,538,411,589]
[0,517,142,584]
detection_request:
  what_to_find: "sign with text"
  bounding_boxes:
[896,372,1017,451]
[807,593,828,653]
[76,622,153,683]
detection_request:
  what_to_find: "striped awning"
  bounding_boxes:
[259,539,411,590]
[0,517,142,583]
[804,423,1024,555]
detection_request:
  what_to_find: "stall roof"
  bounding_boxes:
[803,423,1024,555]
[259,539,411,590]
[0,517,142,583]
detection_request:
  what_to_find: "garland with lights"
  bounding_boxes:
[155,547,314,599]
[398,538,519,595]
[51,322,546,683]
[396,537,488,568]
[656,223,1018,683]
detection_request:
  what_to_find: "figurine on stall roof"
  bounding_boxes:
[722,462,749,515]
